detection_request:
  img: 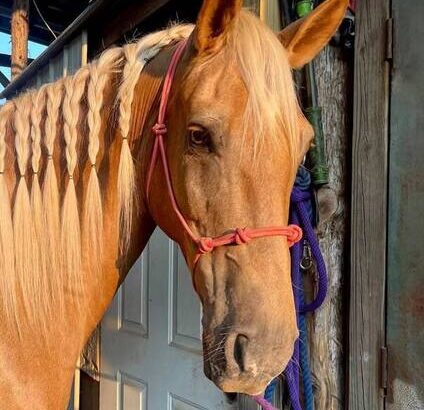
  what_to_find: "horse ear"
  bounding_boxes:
[195,0,243,53]
[278,0,349,69]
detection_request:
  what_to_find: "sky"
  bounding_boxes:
[0,32,47,102]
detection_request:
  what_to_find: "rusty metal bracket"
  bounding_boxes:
[386,17,394,62]
[380,345,388,394]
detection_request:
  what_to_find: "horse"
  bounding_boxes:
[0,0,348,407]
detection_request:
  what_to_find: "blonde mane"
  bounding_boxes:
[0,24,194,335]
[0,10,300,336]
[231,11,301,160]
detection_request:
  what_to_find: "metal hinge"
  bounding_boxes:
[386,17,394,62]
[380,346,388,394]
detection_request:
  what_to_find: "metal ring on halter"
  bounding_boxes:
[300,242,313,270]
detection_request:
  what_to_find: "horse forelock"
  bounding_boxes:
[229,11,301,161]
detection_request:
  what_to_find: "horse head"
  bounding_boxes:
[144,0,348,395]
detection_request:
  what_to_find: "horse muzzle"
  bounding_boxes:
[203,329,296,395]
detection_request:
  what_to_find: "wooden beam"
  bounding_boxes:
[11,0,29,79]
[0,53,11,67]
[0,52,33,67]
[97,0,172,52]
[0,71,10,88]
[0,0,114,99]
[348,0,390,408]
[79,371,99,409]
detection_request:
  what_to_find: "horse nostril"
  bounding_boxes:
[233,334,249,372]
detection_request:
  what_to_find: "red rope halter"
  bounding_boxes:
[146,40,302,265]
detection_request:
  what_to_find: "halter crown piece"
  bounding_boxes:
[146,39,303,266]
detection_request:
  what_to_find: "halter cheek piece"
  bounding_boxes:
[146,39,302,266]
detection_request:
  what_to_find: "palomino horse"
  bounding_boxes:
[0,0,347,407]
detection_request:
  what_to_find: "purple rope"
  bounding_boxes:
[291,188,328,313]
[252,395,279,410]
[285,362,302,410]
[289,210,301,391]
[252,186,328,410]
[282,209,303,410]
[283,186,328,409]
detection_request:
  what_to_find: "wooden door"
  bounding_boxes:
[386,1,424,408]
[99,229,271,409]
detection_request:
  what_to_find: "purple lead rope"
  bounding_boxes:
[252,186,328,409]
[291,188,328,314]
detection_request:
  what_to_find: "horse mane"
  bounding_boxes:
[230,11,301,161]
[0,9,300,336]
[0,24,194,336]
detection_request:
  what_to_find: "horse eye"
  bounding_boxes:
[188,127,211,148]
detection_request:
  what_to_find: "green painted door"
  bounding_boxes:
[387,1,424,408]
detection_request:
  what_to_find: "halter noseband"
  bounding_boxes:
[146,40,302,265]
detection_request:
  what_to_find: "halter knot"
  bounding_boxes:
[234,228,252,245]
[198,237,214,255]
[286,224,303,246]
[152,123,167,136]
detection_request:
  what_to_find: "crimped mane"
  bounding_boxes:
[0,10,301,337]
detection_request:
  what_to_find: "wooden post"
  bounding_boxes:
[309,43,352,409]
[11,0,29,80]
[348,0,390,408]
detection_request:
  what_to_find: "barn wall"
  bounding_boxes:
[16,31,87,90]
[311,44,351,410]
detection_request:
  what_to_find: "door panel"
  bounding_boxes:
[120,253,148,336]
[100,229,241,410]
[169,248,202,354]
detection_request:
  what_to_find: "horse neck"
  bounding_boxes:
[77,52,172,332]
[0,45,181,409]
[80,46,189,344]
